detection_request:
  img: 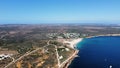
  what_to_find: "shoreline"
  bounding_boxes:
[61,50,79,68]
[63,38,83,49]
[86,34,120,38]
[60,38,83,68]
[62,34,120,68]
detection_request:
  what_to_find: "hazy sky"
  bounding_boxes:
[0,0,120,24]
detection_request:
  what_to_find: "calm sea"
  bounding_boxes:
[69,36,120,68]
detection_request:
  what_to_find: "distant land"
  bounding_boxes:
[0,24,120,68]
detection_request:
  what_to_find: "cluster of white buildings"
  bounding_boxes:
[0,54,12,60]
[47,33,81,39]
[63,33,80,39]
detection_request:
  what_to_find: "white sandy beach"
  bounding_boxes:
[60,38,83,68]
[64,38,83,48]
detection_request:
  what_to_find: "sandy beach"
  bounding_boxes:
[63,38,83,49]
[57,38,83,68]
[59,38,83,68]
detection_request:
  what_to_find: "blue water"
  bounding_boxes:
[69,36,120,68]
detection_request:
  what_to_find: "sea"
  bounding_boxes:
[69,36,120,68]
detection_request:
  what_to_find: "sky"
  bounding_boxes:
[0,0,120,24]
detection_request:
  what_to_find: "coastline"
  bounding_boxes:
[60,38,83,68]
[61,50,79,68]
[86,34,120,38]
[63,38,83,49]
[61,34,120,68]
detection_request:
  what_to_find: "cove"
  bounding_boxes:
[69,36,120,68]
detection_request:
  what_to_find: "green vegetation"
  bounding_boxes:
[1,24,120,68]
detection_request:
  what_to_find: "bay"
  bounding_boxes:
[69,36,120,68]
